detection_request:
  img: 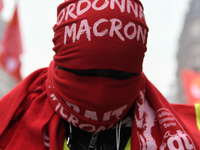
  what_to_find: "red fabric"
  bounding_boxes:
[53,0,148,73]
[0,1,199,149]
[48,0,148,133]
[181,69,200,104]
[131,77,200,149]
[49,0,148,132]
[0,5,23,81]
[47,61,142,132]
[171,104,200,139]
[0,68,65,150]
[0,68,200,149]
[0,0,3,12]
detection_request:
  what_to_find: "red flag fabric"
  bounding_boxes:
[0,5,23,81]
[181,69,200,104]
[0,0,3,12]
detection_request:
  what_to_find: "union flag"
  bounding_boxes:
[0,0,3,12]
[0,4,23,81]
[181,69,200,104]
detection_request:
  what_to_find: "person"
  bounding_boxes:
[0,0,200,149]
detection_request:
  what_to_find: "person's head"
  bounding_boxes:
[49,0,149,132]
[52,0,149,74]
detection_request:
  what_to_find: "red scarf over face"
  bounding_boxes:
[47,0,149,132]
[47,61,142,132]
[0,0,200,150]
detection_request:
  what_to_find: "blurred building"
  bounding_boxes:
[0,16,18,98]
[176,0,200,103]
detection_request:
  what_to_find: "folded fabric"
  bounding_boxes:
[0,67,199,150]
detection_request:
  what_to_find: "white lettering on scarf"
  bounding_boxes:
[134,91,196,150]
[135,91,157,149]
[157,108,196,150]
[57,0,147,45]
[57,0,145,22]
[50,92,127,132]
[63,18,147,44]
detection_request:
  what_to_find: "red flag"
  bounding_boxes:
[0,0,3,12]
[181,69,200,104]
[0,5,23,81]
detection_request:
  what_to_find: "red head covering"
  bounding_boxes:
[46,0,149,132]
[52,0,149,73]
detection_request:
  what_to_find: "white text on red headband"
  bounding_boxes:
[57,0,148,45]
